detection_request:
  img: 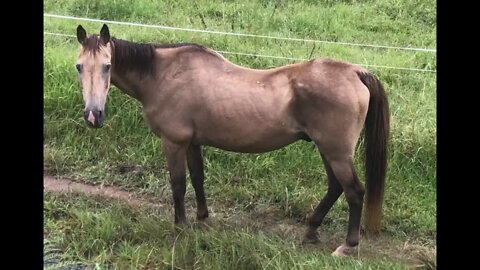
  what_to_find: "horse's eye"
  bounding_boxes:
[103,64,111,73]
[75,64,82,73]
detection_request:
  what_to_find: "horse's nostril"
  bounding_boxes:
[85,110,96,126]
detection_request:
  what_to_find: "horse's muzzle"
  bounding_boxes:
[84,109,105,128]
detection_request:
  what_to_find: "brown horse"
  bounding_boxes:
[75,24,389,256]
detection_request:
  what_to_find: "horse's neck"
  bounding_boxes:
[110,39,160,103]
[110,71,143,101]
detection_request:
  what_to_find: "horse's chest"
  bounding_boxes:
[143,107,194,142]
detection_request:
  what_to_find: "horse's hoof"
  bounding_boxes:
[331,243,356,257]
[174,219,188,230]
[302,237,320,245]
[197,211,209,220]
[302,231,320,245]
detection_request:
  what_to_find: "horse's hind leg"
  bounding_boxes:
[326,155,365,256]
[303,153,343,244]
[187,144,209,220]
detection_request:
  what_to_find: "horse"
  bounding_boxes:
[74,24,389,256]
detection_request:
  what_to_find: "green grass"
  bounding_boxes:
[44,0,436,268]
[45,192,414,269]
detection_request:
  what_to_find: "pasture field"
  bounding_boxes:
[44,0,436,269]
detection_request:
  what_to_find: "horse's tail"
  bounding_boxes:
[356,71,390,235]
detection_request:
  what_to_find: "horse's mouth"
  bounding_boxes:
[84,110,104,128]
[85,121,104,129]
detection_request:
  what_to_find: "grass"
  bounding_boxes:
[44,0,436,268]
[45,192,418,269]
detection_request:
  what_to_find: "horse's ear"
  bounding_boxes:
[100,24,110,45]
[77,25,87,44]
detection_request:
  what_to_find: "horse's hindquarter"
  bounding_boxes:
[289,59,371,156]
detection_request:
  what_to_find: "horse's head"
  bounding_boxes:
[75,24,112,128]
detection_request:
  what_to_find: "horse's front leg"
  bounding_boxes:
[162,138,189,225]
[187,144,209,220]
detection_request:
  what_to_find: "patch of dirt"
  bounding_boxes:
[44,175,163,209]
[44,175,436,269]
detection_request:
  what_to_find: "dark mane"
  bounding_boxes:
[82,35,220,78]
[110,38,215,78]
[110,38,157,77]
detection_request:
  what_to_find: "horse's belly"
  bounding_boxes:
[189,89,301,152]
[193,125,301,153]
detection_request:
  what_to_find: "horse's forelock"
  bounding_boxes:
[82,35,103,56]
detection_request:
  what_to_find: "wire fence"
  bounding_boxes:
[44,13,436,73]
[44,32,436,73]
[44,13,436,53]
